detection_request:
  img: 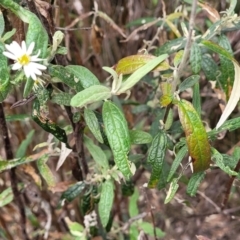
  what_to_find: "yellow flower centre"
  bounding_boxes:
[18,54,30,65]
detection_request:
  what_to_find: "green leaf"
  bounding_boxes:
[173,50,184,67]
[190,43,202,74]
[208,117,240,140]
[103,101,132,178]
[48,65,83,92]
[211,148,238,176]
[178,99,211,172]
[16,130,35,158]
[129,188,139,218]
[60,182,86,203]
[84,135,109,170]
[0,10,4,37]
[117,54,168,94]
[155,37,186,56]
[37,154,56,188]
[25,12,48,58]
[115,55,169,75]
[178,75,200,92]
[6,114,29,122]
[164,108,174,130]
[51,92,73,106]
[98,180,114,227]
[65,65,100,89]
[138,222,165,238]
[187,172,205,196]
[216,61,240,129]
[71,85,111,108]
[218,35,234,98]
[65,218,84,238]
[147,130,168,188]
[32,99,69,146]
[157,160,170,190]
[0,187,13,207]
[167,146,188,182]
[2,28,16,42]
[129,130,152,144]
[0,42,10,102]
[23,78,34,98]
[0,154,44,173]
[192,82,201,116]
[201,54,218,81]
[84,108,104,143]
[164,178,179,204]
[201,40,234,61]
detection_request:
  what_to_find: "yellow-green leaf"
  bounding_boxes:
[115,54,169,75]
[177,99,211,172]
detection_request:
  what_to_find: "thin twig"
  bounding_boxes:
[0,103,29,240]
[173,0,198,92]
[221,160,240,209]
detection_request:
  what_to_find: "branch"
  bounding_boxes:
[172,0,198,92]
[0,103,29,240]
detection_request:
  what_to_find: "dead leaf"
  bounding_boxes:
[198,2,220,23]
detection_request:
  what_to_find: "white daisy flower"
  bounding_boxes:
[3,41,47,80]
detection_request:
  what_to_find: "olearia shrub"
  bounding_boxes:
[1,0,240,239]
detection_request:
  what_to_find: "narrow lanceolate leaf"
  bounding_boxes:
[186,172,205,196]
[178,99,211,172]
[201,54,218,81]
[0,42,10,102]
[167,146,188,182]
[219,35,234,98]
[98,180,114,227]
[211,148,238,176]
[190,43,202,74]
[201,40,234,61]
[48,65,83,92]
[16,130,35,158]
[193,82,201,116]
[155,37,186,56]
[160,82,173,107]
[60,182,86,203]
[117,54,168,94]
[147,131,168,188]
[129,130,152,145]
[65,65,100,89]
[37,154,56,188]
[164,178,179,204]
[0,10,4,37]
[216,61,240,129]
[84,108,104,143]
[51,92,73,106]
[115,55,170,75]
[103,101,132,178]
[84,135,109,170]
[178,75,200,93]
[70,85,111,108]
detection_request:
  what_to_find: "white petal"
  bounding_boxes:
[21,41,27,53]
[33,68,43,75]
[12,62,22,70]
[3,51,18,60]
[9,41,23,55]
[29,62,47,70]
[30,72,37,80]
[23,66,31,78]
[30,56,43,62]
[27,42,35,55]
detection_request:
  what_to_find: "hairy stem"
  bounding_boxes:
[172,0,198,92]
